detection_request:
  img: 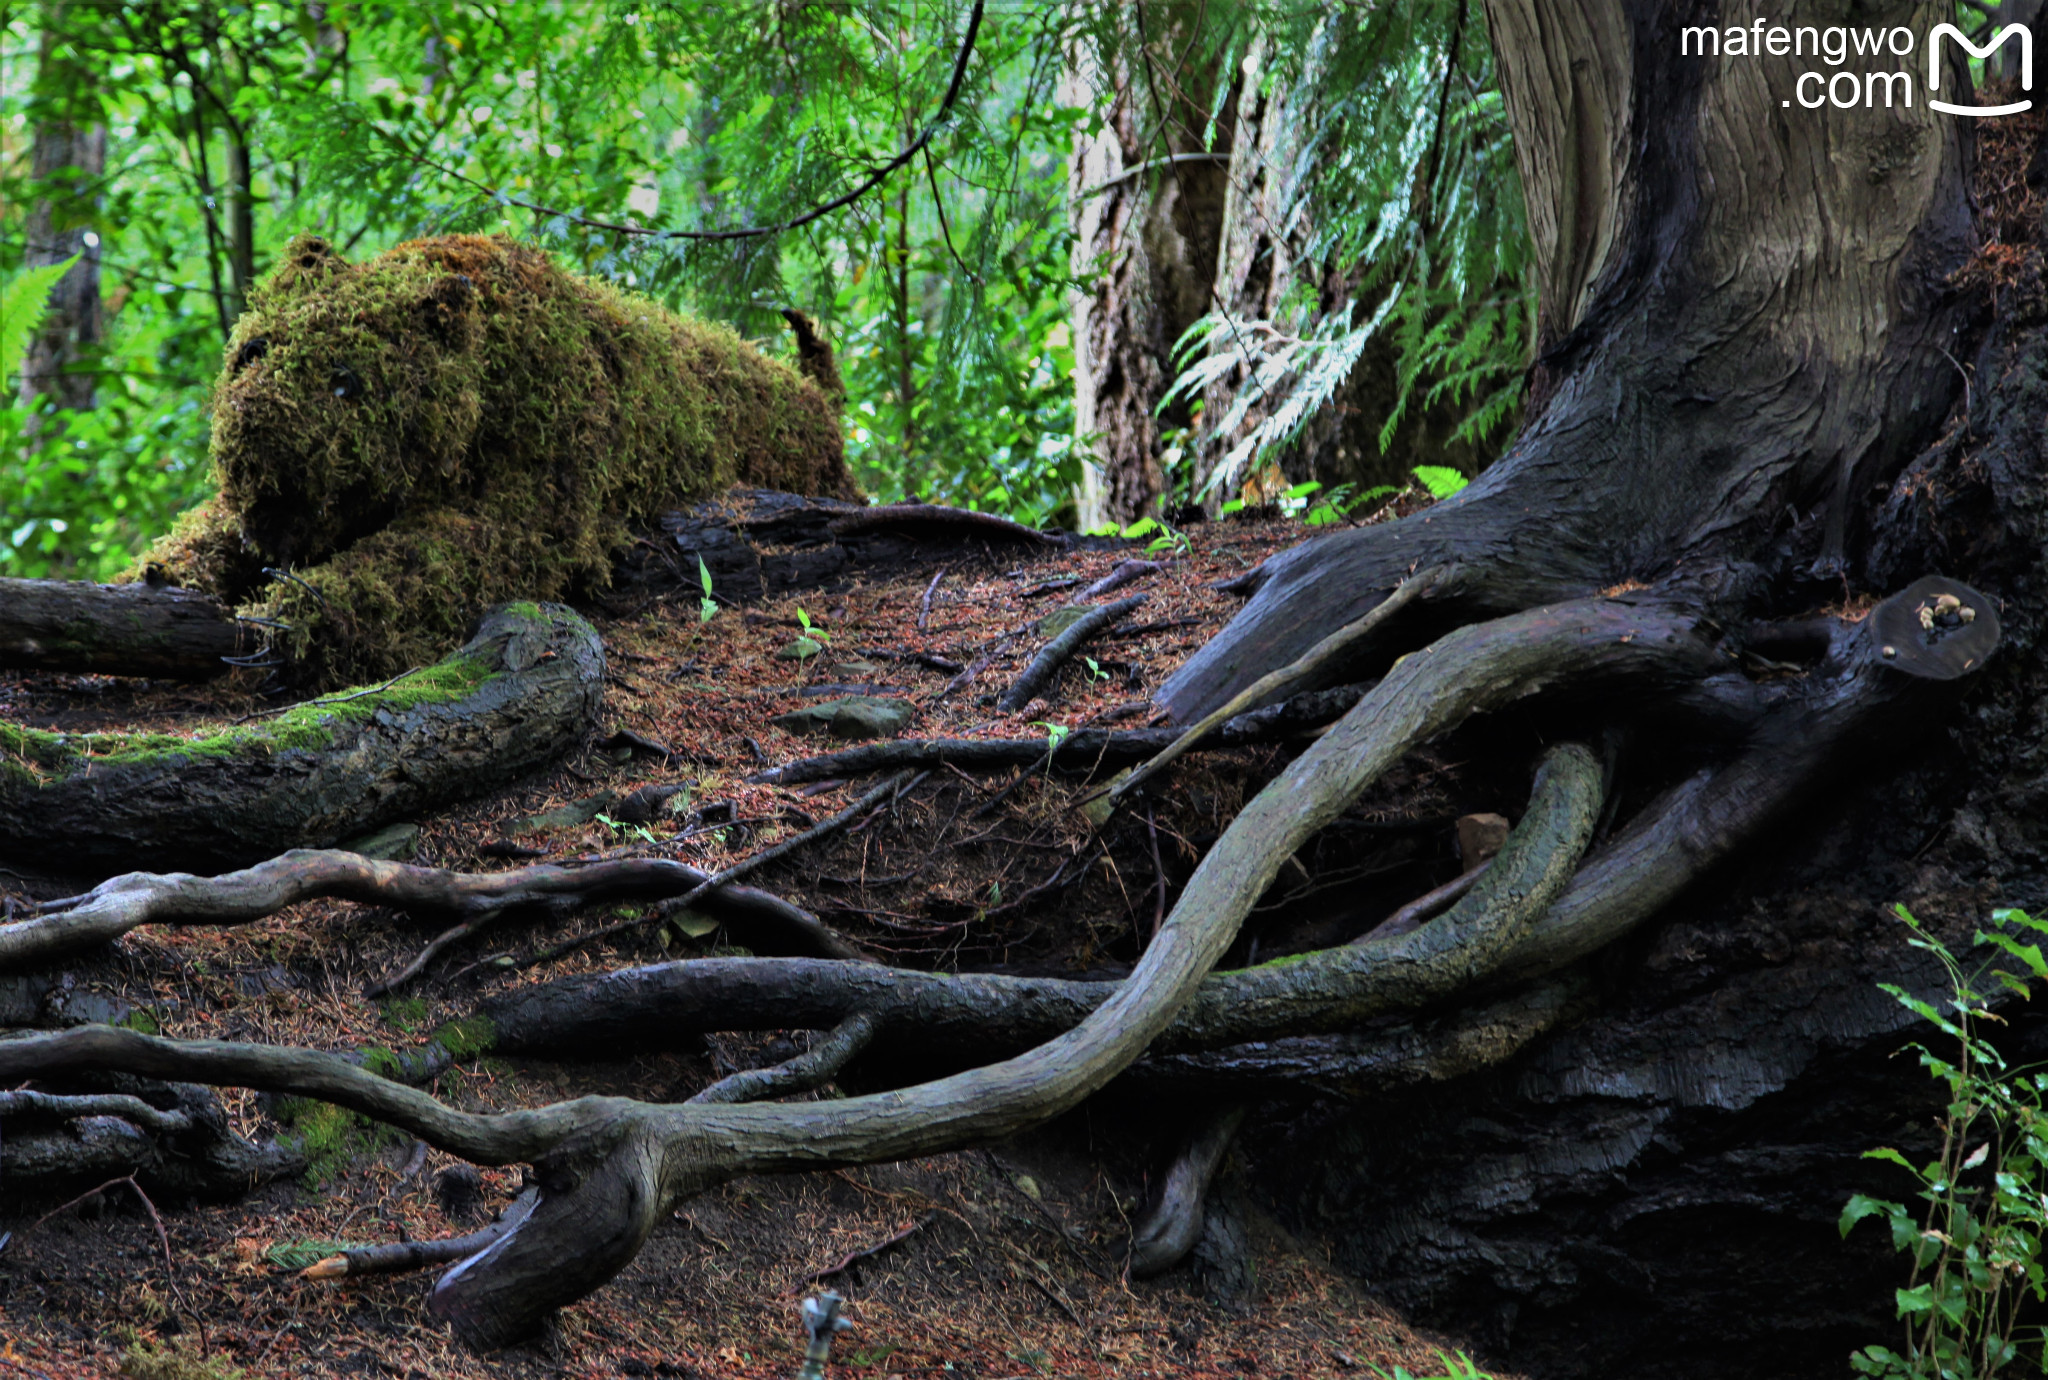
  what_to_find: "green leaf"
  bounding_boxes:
[0,256,79,382]
[667,908,718,939]
[1894,1283,1936,1316]
[1841,1193,1903,1238]
[1412,465,1469,499]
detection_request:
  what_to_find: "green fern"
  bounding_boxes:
[0,255,78,385]
[1165,0,1531,497]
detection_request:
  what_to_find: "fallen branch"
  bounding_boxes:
[1078,559,1162,600]
[830,504,1062,547]
[516,772,920,967]
[304,1188,539,1280]
[747,683,1370,785]
[794,1214,931,1288]
[997,595,1147,711]
[0,577,246,679]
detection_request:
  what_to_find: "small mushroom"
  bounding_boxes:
[1961,605,1977,624]
[1882,645,1898,659]
[1918,606,1935,630]
[1934,593,1962,616]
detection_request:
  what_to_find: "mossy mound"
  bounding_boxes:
[139,233,855,687]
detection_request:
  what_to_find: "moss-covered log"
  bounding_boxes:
[0,577,245,678]
[0,602,602,877]
[138,235,856,688]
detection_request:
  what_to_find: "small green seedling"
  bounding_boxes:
[594,811,658,844]
[797,607,831,645]
[1032,721,1071,753]
[697,557,718,624]
[1083,656,1109,682]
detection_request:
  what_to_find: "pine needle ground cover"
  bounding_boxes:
[0,510,1498,1379]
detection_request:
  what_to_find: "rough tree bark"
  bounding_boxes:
[1166,0,1972,716]
[1065,8,1235,527]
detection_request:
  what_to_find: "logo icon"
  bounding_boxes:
[1928,22,2033,116]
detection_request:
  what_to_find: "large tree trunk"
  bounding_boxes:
[1145,3,2048,1376]
[1166,0,1972,716]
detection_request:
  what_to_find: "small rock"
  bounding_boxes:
[1456,812,1510,871]
[1037,606,1090,638]
[341,822,421,861]
[770,696,915,740]
[435,1164,486,1223]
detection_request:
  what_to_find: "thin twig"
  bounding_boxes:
[997,594,1148,712]
[234,665,426,722]
[919,567,947,631]
[1100,566,1444,808]
[523,772,919,966]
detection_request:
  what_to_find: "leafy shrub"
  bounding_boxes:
[1842,905,2048,1378]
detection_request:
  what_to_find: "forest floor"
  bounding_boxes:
[0,500,1508,1379]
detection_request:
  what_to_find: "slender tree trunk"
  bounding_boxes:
[1065,9,1235,528]
[17,0,107,429]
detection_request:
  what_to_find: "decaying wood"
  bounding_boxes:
[609,489,1123,610]
[0,577,247,679]
[0,603,605,878]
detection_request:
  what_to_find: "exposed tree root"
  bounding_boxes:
[1109,565,1441,804]
[0,847,862,973]
[747,683,1371,786]
[0,596,1638,1347]
[1128,1101,1249,1277]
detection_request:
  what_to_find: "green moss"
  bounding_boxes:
[358,1046,402,1079]
[119,1337,246,1380]
[118,1007,162,1036]
[429,1014,498,1062]
[380,996,429,1034]
[0,653,492,783]
[134,233,853,688]
[276,1097,398,1188]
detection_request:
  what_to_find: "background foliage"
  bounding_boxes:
[0,0,1526,579]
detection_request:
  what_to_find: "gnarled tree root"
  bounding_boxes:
[0,580,1992,1346]
[0,848,860,972]
[0,595,1645,1347]
[0,602,605,877]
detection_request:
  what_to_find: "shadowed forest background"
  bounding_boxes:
[0,0,1522,573]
